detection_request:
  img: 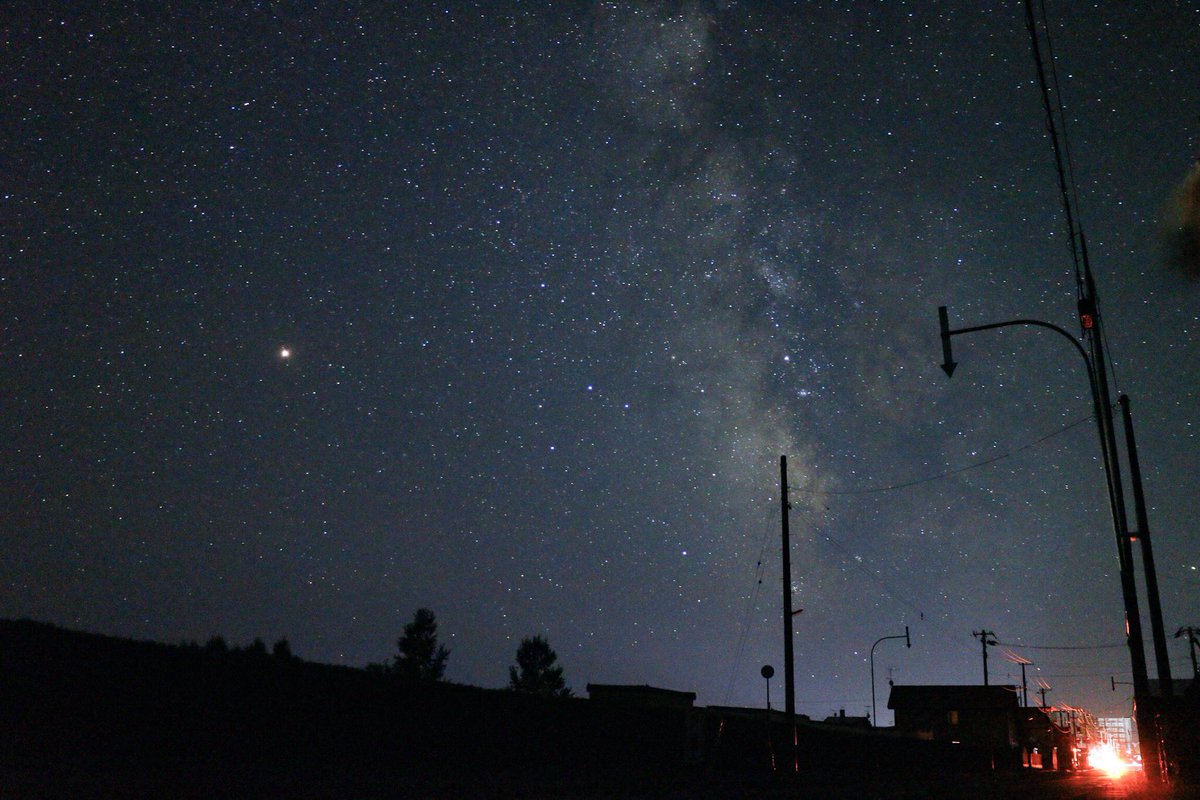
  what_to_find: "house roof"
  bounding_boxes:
[585,683,697,707]
[586,683,696,697]
[887,684,1020,711]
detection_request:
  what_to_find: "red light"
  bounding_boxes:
[1077,299,1096,330]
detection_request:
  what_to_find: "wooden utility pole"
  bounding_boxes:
[780,456,797,771]
[972,630,997,685]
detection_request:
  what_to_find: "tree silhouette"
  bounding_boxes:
[394,608,450,681]
[508,635,571,697]
[272,637,293,660]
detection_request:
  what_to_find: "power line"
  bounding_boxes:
[997,640,1126,651]
[790,412,1094,497]
[800,517,926,619]
[1037,672,1131,679]
[1025,0,1082,286]
[723,512,775,705]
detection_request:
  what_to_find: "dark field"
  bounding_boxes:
[8,765,1197,800]
[4,621,1197,799]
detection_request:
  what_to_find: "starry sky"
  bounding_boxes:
[4,2,1198,723]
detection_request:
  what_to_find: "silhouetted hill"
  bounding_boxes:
[0,619,696,795]
[15,619,1188,798]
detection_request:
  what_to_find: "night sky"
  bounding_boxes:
[4,2,1198,723]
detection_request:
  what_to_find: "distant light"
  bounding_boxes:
[280,348,291,359]
[1088,743,1129,779]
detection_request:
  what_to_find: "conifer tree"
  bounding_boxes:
[508,635,571,697]
[394,608,450,681]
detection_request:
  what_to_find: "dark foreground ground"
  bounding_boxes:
[8,766,1200,800]
[6,622,1199,799]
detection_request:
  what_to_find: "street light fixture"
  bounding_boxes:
[870,626,910,728]
[936,302,1170,777]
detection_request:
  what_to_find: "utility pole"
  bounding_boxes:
[1012,1,1162,780]
[1176,627,1200,678]
[1080,257,1158,687]
[779,456,797,771]
[1080,263,1163,782]
[1038,685,1050,708]
[1004,650,1033,706]
[1078,262,1151,703]
[973,630,997,685]
[1120,394,1173,696]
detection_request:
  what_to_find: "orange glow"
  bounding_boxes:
[1088,743,1129,779]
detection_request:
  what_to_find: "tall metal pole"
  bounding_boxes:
[1119,394,1173,696]
[1021,1,1159,779]
[1080,265,1161,781]
[1080,267,1151,704]
[938,302,1158,777]
[780,456,796,746]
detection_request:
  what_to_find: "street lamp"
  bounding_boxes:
[870,626,910,728]
[937,302,1167,777]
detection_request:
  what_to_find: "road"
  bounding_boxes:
[693,768,1200,800]
[1009,770,1195,800]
